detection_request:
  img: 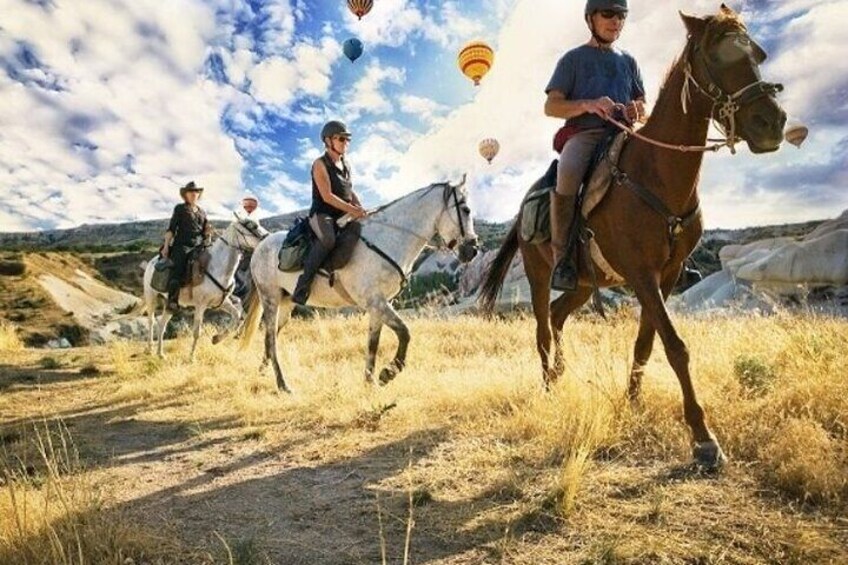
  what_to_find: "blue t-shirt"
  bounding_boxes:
[545,44,645,129]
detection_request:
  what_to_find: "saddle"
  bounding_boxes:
[277,219,362,273]
[188,247,212,288]
[519,130,628,246]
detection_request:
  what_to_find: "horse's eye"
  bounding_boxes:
[461,206,471,215]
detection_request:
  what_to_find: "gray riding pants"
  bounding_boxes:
[309,213,337,250]
[555,127,608,197]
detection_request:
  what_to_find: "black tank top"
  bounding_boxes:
[310,153,353,219]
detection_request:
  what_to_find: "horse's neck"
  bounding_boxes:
[207,233,241,281]
[628,56,713,211]
[363,188,442,273]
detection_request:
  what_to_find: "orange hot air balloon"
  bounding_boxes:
[347,0,373,20]
[458,40,494,86]
[478,138,499,164]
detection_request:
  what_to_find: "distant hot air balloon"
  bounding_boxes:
[458,40,494,86]
[343,38,364,63]
[347,0,373,20]
[478,138,499,164]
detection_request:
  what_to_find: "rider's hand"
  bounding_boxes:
[350,206,368,219]
[625,100,645,122]
[161,247,169,258]
[586,96,616,119]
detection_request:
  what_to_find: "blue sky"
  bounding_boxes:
[0,0,846,232]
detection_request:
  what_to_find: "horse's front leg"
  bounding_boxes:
[364,307,384,384]
[189,306,205,362]
[630,273,725,469]
[628,264,683,404]
[371,300,409,386]
[212,297,242,345]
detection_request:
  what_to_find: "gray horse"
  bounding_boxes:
[241,178,479,392]
[140,215,267,360]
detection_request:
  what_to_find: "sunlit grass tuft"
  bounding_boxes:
[0,321,22,352]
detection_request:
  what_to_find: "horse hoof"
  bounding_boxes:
[693,440,727,470]
[276,381,292,394]
[378,367,398,386]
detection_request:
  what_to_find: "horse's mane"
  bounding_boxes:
[367,181,454,218]
[653,10,749,112]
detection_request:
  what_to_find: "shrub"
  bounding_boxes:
[734,354,777,394]
[0,260,26,276]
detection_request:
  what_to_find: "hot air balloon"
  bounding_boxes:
[478,138,499,164]
[458,40,494,86]
[343,38,364,63]
[784,119,809,148]
[347,0,373,20]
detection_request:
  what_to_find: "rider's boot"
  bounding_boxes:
[550,191,579,292]
[166,279,181,313]
[292,242,331,306]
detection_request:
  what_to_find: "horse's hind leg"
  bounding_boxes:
[364,308,384,384]
[550,286,592,379]
[523,249,555,387]
[372,300,408,386]
[630,273,725,468]
[260,293,290,393]
[156,309,173,359]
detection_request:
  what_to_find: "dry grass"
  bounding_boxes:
[0,311,846,563]
[0,321,23,352]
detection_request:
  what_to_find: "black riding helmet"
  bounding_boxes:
[585,0,628,15]
[320,120,352,142]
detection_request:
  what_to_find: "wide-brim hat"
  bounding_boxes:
[180,181,204,194]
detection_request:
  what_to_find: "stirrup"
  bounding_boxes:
[551,259,578,292]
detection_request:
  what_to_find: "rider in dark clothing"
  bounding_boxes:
[291,121,367,305]
[161,181,212,312]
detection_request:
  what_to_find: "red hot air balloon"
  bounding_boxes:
[347,0,373,20]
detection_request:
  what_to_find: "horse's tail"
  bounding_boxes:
[112,298,147,321]
[239,288,263,350]
[479,219,520,312]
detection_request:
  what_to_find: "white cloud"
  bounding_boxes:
[399,94,449,125]
[342,61,406,119]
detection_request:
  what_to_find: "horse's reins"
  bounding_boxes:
[205,223,257,307]
[605,30,783,155]
[354,183,471,289]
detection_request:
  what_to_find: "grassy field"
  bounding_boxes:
[1,311,846,564]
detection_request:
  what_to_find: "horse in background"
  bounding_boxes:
[139,215,267,360]
[241,178,479,393]
[480,5,787,468]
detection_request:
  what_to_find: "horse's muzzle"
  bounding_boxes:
[458,238,480,263]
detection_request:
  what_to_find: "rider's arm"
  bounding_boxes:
[312,160,365,217]
[545,90,616,120]
[162,205,180,257]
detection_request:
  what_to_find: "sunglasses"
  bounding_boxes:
[332,136,351,143]
[598,10,627,20]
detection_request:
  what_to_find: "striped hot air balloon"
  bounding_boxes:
[347,0,373,20]
[457,40,494,86]
[478,138,500,164]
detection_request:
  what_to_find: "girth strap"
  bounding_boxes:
[359,235,408,289]
[204,269,235,309]
[610,165,701,243]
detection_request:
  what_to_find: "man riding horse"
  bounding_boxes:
[545,0,645,291]
[292,120,368,305]
[161,181,213,312]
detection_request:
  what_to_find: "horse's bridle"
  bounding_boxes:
[681,29,783,154]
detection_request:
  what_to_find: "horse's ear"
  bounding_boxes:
[719,4,737,17]
[680,11,707,38]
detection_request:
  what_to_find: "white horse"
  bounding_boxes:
[241,178,479,392]
[140,215,268,360]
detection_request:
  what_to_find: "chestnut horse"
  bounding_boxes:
[480,5,787,468]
